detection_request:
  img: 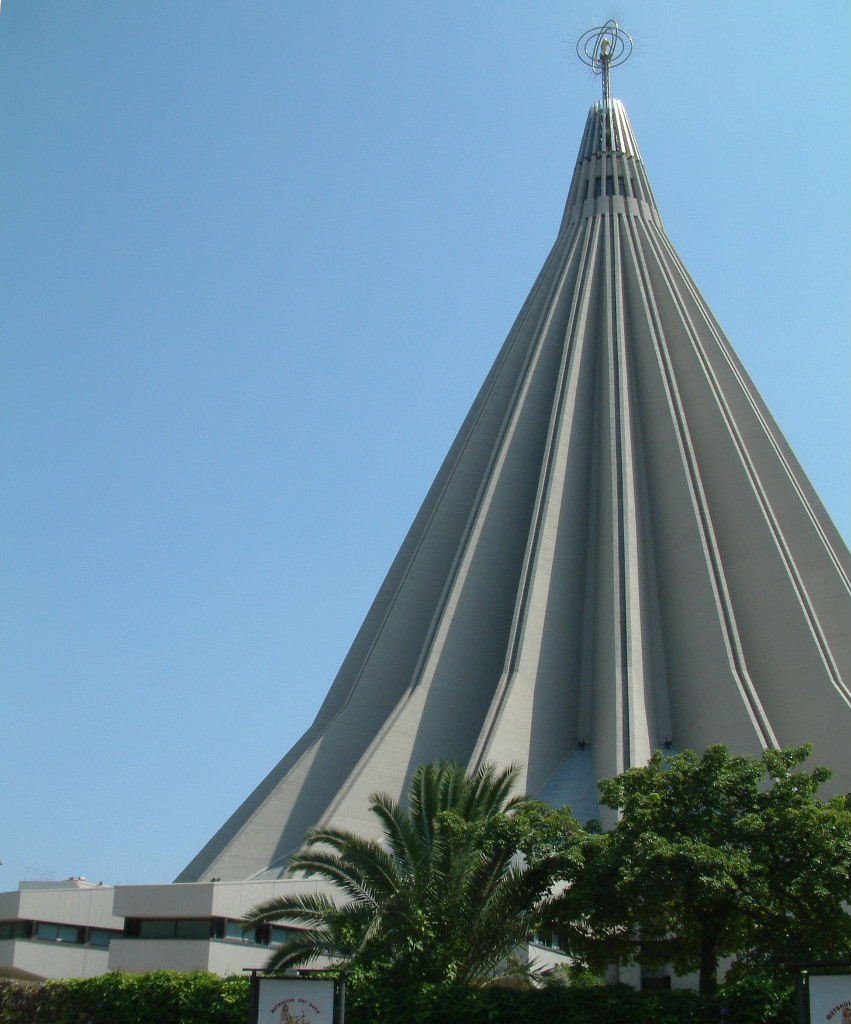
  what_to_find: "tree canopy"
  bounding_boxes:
[546,744,851,996]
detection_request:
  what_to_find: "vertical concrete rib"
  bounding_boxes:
[641,222,849,703]
[621,212,777,751]
[311,213,594,833]
[613,211,656,769]
[470,215,602,787]
[651,227,851,596]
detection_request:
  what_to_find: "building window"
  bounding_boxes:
[175,919,213,940]
[34,922,84,944]
[130,918,216,940]
[224,919,252,943]
[223,919,275,944]
[87,928,113,948]
[271,926,297,946]
[641,974,672,991]
[252,923,298,947]
[0,920,118,946]
[137,919,178,940]
[533,928,564,951]
[122,916,301,946]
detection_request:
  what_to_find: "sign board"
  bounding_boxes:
[809,974,851,1024]
[255,977,338,1024]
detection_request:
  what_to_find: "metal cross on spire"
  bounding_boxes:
[577,19,633,105]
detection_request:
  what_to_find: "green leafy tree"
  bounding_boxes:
[244,761,569,987]
[547,745,851,997]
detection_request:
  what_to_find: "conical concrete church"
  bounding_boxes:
[178,41,851,885]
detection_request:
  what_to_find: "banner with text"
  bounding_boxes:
[809,974,851,1024]
[256,977,336,1024]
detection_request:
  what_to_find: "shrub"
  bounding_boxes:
[345,981,707,1024]
[0,968,801,1024]
[0,972,248,1024]
[716,970,796,1024]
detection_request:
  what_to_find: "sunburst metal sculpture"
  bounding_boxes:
[577,19,633,104]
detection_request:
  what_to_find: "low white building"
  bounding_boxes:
[108,879,332,976]
[0,877,569,982]
[0,878,121,980]
[0,878,333,981]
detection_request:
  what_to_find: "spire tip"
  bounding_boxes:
[577,20,633,104]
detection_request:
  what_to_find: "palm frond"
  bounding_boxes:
[465,762,522,819]
[301,824,378,854]
[290,850,386,906]
[292,832,401,901]
[408,761,453,852]
[243,892,340,928]
[263,928,341,972]
[369,792,425,873]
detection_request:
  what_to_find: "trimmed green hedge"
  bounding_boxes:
[0,971,795,1024]
[0,972,248,1024]
[346,982,708,1024]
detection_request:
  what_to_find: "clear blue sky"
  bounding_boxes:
[2,2,849,887]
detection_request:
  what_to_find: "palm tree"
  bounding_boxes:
[243,761,556,985]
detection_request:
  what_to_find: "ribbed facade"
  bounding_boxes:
[177,99,851,883]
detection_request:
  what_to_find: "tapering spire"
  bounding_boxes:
[176,51,851,884]
[560,99,660,238]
